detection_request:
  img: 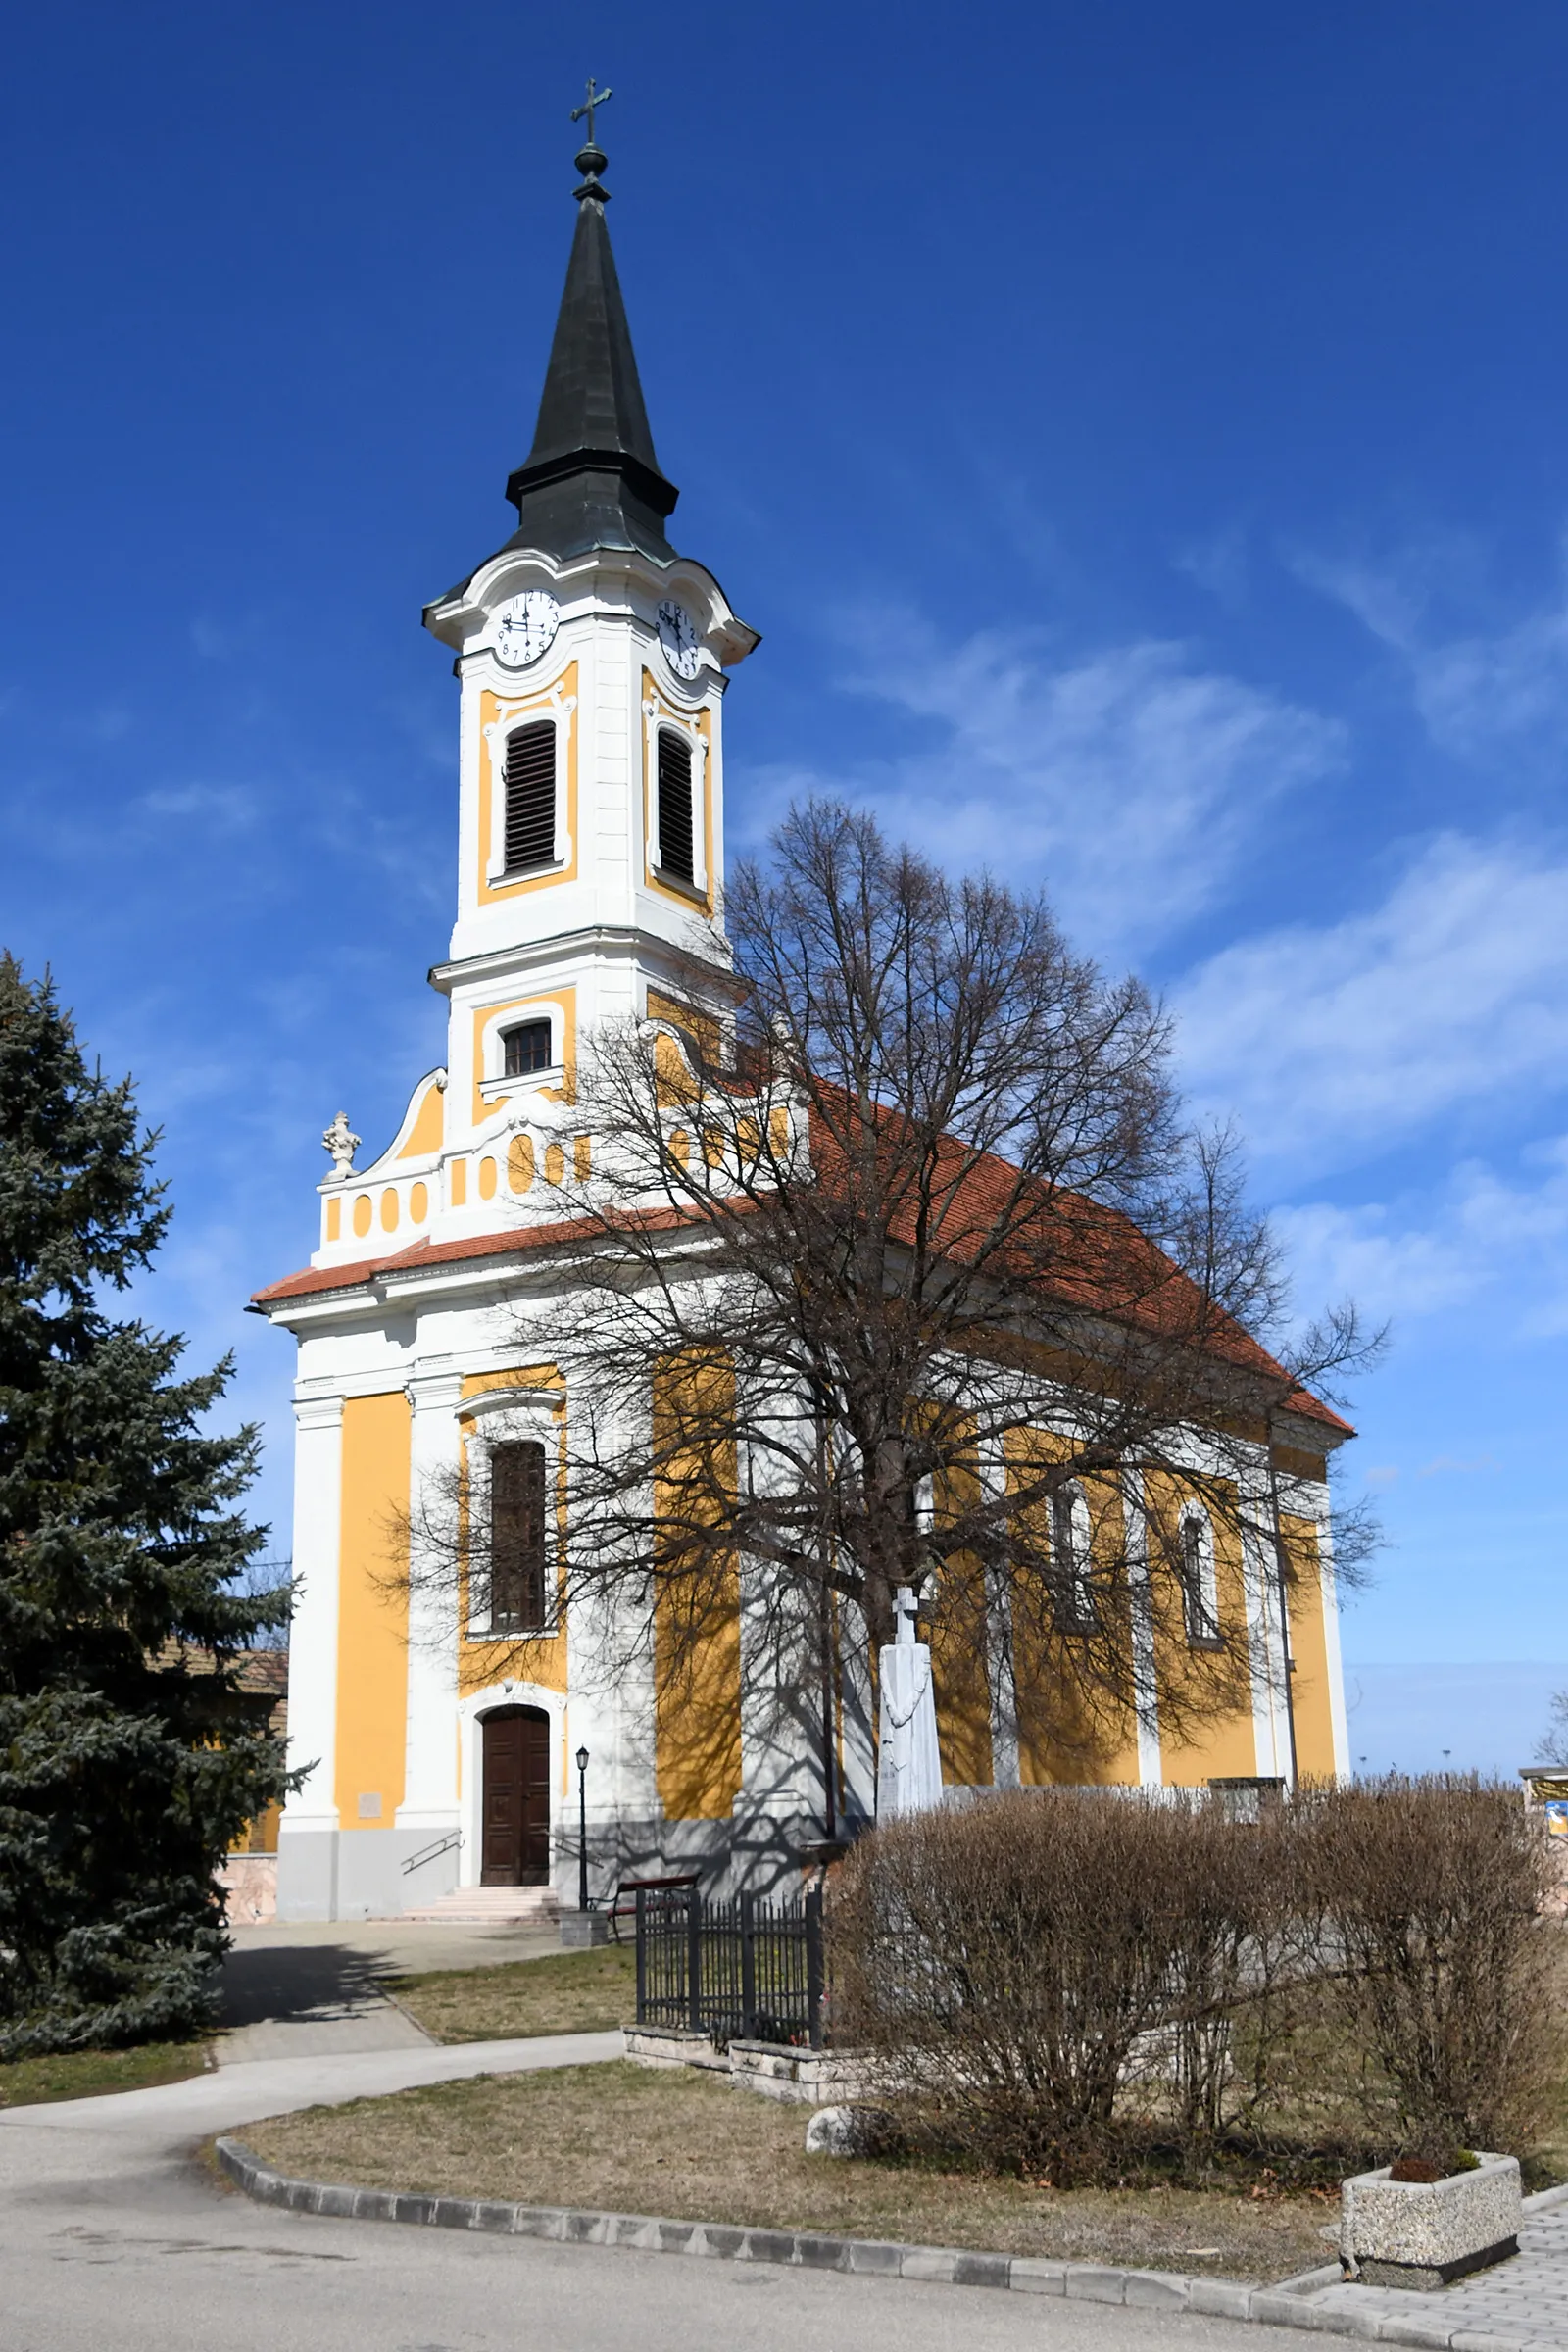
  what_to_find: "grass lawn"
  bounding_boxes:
[241,2057,1338,2282]
[0,2038,210,2108]
[388,1942,635,2043]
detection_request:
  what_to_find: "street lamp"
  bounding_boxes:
[575,1745,590,1914]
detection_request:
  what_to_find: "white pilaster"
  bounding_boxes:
[1310,1492,1351,1783]
[1126,1477,1163,1788]
[279,1395,344,1830]
[977,1440,1020,1789]
[1241,1460,1290,1784]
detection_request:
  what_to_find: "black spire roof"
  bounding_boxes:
[503,140,679,563]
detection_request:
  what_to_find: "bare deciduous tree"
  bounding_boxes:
[398,801,1381,1805]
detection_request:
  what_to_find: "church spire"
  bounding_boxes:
[504,116,680,564]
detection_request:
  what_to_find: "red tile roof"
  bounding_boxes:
[251,1217,599,1303]
[254,1121,1350,1439]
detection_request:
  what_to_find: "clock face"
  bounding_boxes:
[657,599,702,681]
[493,591,560,668]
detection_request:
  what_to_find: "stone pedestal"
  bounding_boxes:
[559,1910,611,1948]
[1340,2152,1521,2288]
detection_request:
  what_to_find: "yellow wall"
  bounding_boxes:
[1003,1430,1140,1786]
[1282,1511,1339,1781]
[926,1447,994,1787]
[647,986,722,1062]
[653,1351,742,1820]
[456,1368,570,1699]
[334,1392,411,1831]
[1144,1470,1258,1788]
[394,1076,445,1161]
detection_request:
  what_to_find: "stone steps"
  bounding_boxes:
[404,1885,561,1924]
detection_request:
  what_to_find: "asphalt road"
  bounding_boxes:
[0,2036,1377,2352]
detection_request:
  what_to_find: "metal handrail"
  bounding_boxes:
[402,1829,463,1876]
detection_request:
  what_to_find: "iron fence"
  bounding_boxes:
[633,1881,824,2048]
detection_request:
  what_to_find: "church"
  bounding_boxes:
[253,125,1352,1925]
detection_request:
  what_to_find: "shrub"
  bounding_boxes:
[826,1778,1562,2187]
[831,1788,1236,2183]
[1298,1778,1562,2162]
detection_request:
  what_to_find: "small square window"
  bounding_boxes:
[502,1019,552,1078]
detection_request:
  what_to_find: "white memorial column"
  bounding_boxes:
[397,1370,465,1835]
[279,1394,344,1833]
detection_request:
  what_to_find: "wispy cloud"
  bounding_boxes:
[137,782,260,832]
[1273,1139,1568,1337]
[1177,834,1568,1175]
[739,614,1344,957]
[1174,521,1252,612]
[190,615,236,660]
[1296,537,1568,766]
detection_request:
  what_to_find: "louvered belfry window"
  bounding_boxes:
[503,721,556,871]
[656,727,695,883]
[488,1440,548,1632]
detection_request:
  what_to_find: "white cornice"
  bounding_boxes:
[426,925,742,999]
[425,544,759,668]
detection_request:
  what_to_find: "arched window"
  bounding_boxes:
[1179,1508,1220,1646]
[503,721,556,871]
[1051,1482,1095,1633]
[502,1018,552,1078]
[656,727,695,882]
[486,1440,548,1634]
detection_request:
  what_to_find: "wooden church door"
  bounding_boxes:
[480,1706,551,1885]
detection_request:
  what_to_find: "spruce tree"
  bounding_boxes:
[0,956,287,2054]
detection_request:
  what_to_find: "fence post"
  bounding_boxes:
[740,1890,757,2039]
[806,1885,824,2049]
[634,1887,647,2025]
[687,1885,704,2034]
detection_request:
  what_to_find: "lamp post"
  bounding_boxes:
[575,1745,590,1914]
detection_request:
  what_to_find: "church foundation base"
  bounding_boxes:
[276,1808,867,1921]
[275,1826,463,1921]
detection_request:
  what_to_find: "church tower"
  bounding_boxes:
[256,129,773,1926]
[309,125,757,1276]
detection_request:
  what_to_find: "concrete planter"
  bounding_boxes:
[1339,2151,1521,2289]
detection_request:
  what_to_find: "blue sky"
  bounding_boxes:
[4,3,1566,1767]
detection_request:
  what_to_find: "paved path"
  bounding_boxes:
[1313,2196,1568,2343]
[217,1916,561,2063]
[0,2031,1379,2352]
[4,2029,624,2137]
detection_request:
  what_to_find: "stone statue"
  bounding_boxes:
[320,1110,361,1180]
[876,1585,944,1819]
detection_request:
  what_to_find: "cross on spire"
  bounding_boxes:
[570,75,612,145]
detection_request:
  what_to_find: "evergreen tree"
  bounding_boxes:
[0,956,287,2054]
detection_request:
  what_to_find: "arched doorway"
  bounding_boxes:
[480,1705,552,1885]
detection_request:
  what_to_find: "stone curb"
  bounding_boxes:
[214,2137,1562,2350]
